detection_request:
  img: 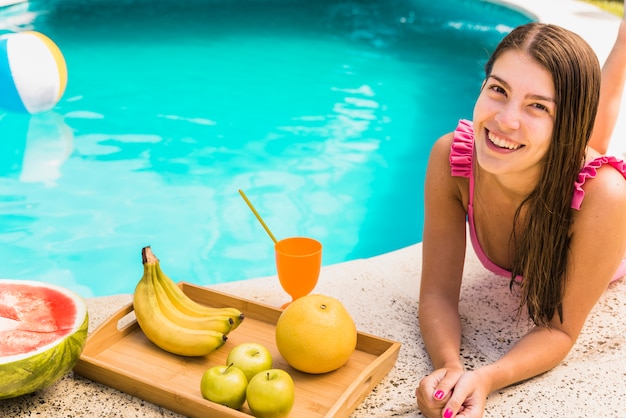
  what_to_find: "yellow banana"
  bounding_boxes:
[155,263,244,323]
[144,246,244,330]
[133,262,227,357]
[151,266,234,334]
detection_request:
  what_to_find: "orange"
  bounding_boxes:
[275,294,357,374]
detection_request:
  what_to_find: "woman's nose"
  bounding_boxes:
[494,102,521,130]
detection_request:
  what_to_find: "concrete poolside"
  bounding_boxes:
[3,1,626,417]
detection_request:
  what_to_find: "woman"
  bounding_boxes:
[416,18,626,418]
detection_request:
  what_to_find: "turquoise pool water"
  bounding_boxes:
[0,0,531,297]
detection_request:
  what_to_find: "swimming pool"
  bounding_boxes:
[0,0,531,297]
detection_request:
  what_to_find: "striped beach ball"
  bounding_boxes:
[0,31,67,114]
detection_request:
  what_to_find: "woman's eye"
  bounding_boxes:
[489,85,506,95]
[531,103,550,112]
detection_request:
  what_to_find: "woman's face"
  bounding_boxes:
[473,49,556,181]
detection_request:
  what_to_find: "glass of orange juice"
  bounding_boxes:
[275,237,322,309]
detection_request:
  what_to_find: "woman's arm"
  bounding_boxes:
[416,133,469,416]
[442,165,626,417]
[589,15,626,154]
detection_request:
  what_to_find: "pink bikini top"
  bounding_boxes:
[450,119,626,281]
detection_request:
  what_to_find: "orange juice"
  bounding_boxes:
[275,237,322,307]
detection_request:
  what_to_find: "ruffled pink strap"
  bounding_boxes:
[571,156,626,210]
[450,119,474,178]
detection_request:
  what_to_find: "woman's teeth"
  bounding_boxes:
[488,132,521,150]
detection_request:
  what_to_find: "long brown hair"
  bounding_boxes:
[483,23,601,326]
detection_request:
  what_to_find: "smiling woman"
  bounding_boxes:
[0,0,532,297]
[473,50,557,175]
[417,19,626,417]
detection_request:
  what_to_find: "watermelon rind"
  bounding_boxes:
[0,280,89,400]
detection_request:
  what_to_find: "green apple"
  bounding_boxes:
[246,369,295,418]
[226,342,273,382]
[200,364,248,410]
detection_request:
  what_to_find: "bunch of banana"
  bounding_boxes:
[133,246,245,357]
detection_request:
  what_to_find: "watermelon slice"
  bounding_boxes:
[0,279,88,399]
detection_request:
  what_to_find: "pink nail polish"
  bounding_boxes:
[443,408,453,418]
[434,390,445,400]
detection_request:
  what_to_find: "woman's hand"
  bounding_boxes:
[438,370,490,418]
[415,367,464,418]
[417,369,491,418]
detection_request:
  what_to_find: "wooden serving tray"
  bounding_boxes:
[74,282,401,418]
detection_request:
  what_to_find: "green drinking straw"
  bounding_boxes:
[238,189,278,244]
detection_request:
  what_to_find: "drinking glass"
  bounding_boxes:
[275,237,322,309]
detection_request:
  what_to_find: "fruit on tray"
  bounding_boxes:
[153,257,244,330]
[133,246,244,356]
[201,342,283,414]
[226,342,273,382]
[200,364,248,409]
[246,369,295,418]
[0,279,88,399]
[275,294,357,374]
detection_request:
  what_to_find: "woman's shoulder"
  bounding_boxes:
[432,119,474,178]
[572,153,626,210]
[570,156,626,269]
[426,125,471,205]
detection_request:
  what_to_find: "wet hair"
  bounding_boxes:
[484,23,601,326]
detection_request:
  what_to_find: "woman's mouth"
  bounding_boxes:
[487,130,523,150]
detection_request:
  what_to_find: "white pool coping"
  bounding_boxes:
[3,1,625,417]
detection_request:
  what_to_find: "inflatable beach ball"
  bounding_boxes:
[0,31,67,114]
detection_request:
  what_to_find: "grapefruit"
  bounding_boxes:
[0,279,89,399]
[275,294,357,374]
